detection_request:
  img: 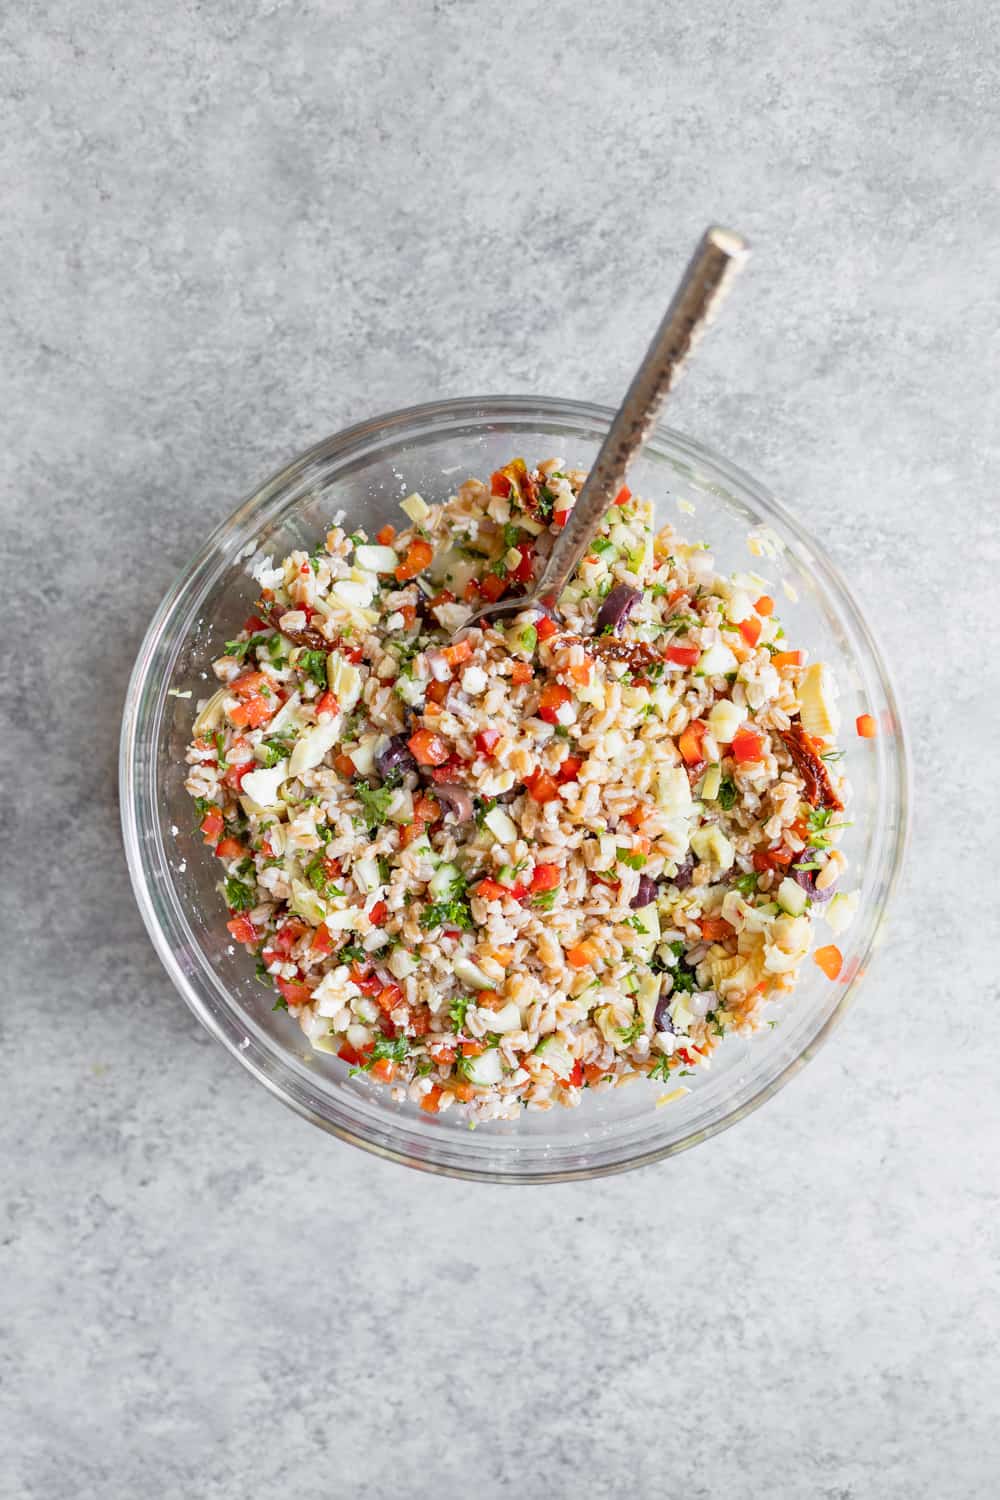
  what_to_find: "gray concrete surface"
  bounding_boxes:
[3,2,999,1496]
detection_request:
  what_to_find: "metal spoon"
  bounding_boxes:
[459,224,749,634]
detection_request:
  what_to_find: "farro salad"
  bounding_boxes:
[185,458,862,1123]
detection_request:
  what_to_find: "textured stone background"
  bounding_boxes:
[3,3,998,1496]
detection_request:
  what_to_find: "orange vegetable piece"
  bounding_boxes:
[566,938,599,969]
[699,916,734,942]
[537,681,571,724]
[408,729,449,766]
[731,724,764,763]
[739,616,762,647]
[226,915,257,945]
[814,944,843,980]
[772,650,803,670]
[376,523,396,545]
[536,615,558,642]
[215,837,247,860]
[614,485,631,506]
[678,719,707,765]
[200,808,224,845]
[856,713,877,738]
[394,537,434,582]
[370,1058,396,1083]
[524,769,560,803]
[754,595,774,616]
[229,695,275,729]
[442,639,472,668]
[511,661,533,685]
[334,752,356,777]
[478,571,507,603]
[420,1085,443,1113]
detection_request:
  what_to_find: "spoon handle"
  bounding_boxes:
[533,225,749,606]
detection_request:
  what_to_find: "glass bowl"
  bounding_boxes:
[120,397,908,1182]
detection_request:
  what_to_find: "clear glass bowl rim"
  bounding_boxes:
[120,394,909,1183]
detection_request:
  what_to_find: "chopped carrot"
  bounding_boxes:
[394,537,434,582]
[856,713,877,738]
[566,938,600,969]
[814,944,843,980]
[754,595,774,616]
[461,1041,485,1058]
[452,1082,476,1103]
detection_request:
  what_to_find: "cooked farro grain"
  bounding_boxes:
[185,458,856,1121]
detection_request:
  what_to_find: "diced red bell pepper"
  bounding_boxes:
[564,1058,584,1088]
[337,1042,362,1065]
[377,983,403,1013]
[272,919,308,955]
[614,485,631,506]
[553,508,570,528]
[557,756,583,783]
[523,769,560,803]
[529,863,561,894]
[476,727,501,756]
[226,915,257,945]
[369,900,388,925]
[275,978,313,1007]
[665,643,700,667]
[856,713,877,738]
[310,924,334,956]
[420,1085,444,1113]
[376,523,396,546]
[370,1058,397,1082]
[215,836,247,860]
[478,571,507,603]
[200,808,224,845]
[537,681,571,724]
[231,670,269,698]
[476,878,512,901]
[510,547,534,584]
[229,695,274,729]
[510,662,533,685]
[754,595,774,616]
[739,616,762,647]
[732,724,764,763]
[243,614,268,633]
[536,615,558,642]
[315,690,338,718]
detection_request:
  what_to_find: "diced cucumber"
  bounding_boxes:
[453,954,495,991]
[353,856,382,895]
[777,876,808,917]
[463,1049,503,1086]
[354,543,399,573]
[696,642,738,677]
[483,1001,522,1033]
[428,861,461,899]
[533,1035,574,1079]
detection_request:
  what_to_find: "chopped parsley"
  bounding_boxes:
[305,857,344,900]
[617,1015,645,1047]
[449,995,471,1032]
[420,895,473,932]
[648,1054,673,1082]
[617,848,647,870]
[535,485,556,523]
[213,731,227,769]
[255,956,273,987]
[355,780,395,830]
[272,996,288,1012]
[338,941,366,965]
[717,777,737,810]
[733,872,758,897]
[297,649,329,688]
[473,796,496,829]
[531,888,559,911]
[260,736,295,768]
[224,875,255,911]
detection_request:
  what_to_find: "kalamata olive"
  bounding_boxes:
[671,853,695,890]
[653,993,675,1034]
[375,733,417,780]
[595,583,641,636]
[793,863,835,903]
[630,873,658,908]
[434,783,474,824]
